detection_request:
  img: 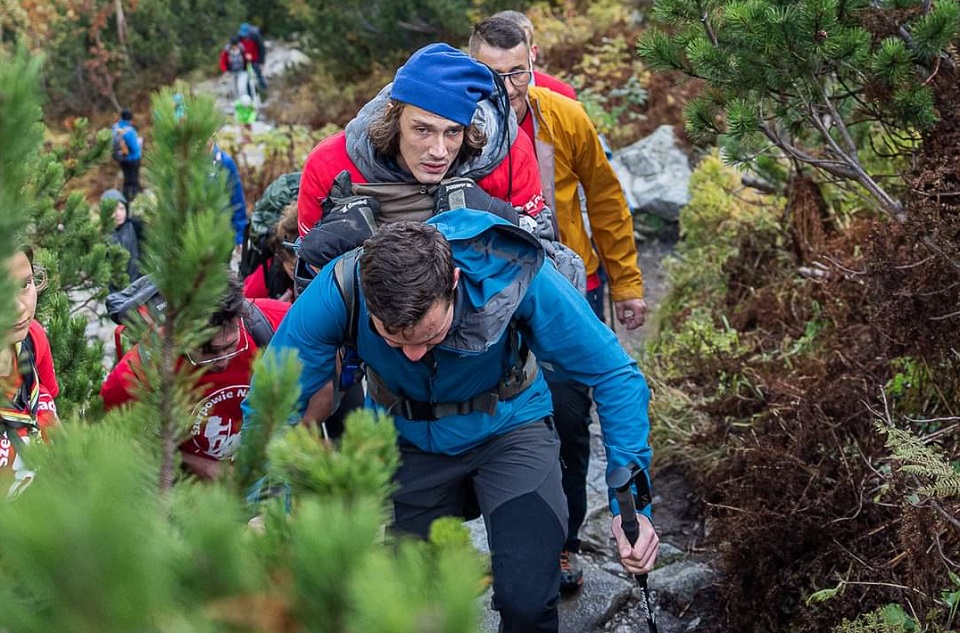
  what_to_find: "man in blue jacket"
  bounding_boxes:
[111,109,142,203]
[211,144,248,252]
[245,209,658,633]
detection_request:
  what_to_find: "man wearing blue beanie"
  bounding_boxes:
[296,42,550,236]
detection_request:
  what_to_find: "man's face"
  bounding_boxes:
[113,202,127,227]
[396,105,465,184]
[472,42,531,122]
[371,298,455,362]
[369,268,459,362]
[188,318,246,373]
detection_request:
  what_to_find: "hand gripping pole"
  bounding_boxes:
[607,465,659,633]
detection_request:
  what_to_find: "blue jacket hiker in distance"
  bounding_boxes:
[212,145,248,247]
[243,209,658,633]
[111,109,143,203]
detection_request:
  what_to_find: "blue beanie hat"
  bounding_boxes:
[239,23,251,37]
[391,43,494,127]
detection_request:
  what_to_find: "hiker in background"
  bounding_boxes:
[493,10,577,100]
[211,142,248,254]
[0,244,59,499]
[101,188,145,292]
[471,16,648,593]
[101,275,288,481]
[111,109,142,203]
[245,218,658,633]
[220,36,251,101]
[238,23,267,93]
[243,203,297,302]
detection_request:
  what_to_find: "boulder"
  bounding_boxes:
[610,125,691,222]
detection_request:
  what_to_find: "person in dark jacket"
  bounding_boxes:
[101,188,145,290]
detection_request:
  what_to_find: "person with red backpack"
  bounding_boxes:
[220,36,252,101]
[238,23,267,93]
[0,244,59,499]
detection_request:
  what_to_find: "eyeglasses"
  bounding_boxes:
[497,68,533,87]
[187,323,248,366]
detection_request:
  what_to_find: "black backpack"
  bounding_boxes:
[111,127,129,162]
[104,275,275,361]
[240,172,301,280]
[226,46,246,72]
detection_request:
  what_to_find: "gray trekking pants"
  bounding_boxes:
[392,419,568,633]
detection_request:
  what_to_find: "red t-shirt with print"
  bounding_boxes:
[100,299,289,463]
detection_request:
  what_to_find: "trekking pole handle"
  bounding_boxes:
[607,464,660,633]
[607,464,644,545]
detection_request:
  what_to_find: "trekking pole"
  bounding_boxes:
[247,64,261,110]
[607,465,659,633]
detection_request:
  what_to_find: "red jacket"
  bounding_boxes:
[297,130,547,236]
[0,321,59,497]
[534,70,577,100]
[100,300,289,463]
[240,38,260,64]
[243,263,270,299]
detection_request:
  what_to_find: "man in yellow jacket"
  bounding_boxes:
[471,15,648,594]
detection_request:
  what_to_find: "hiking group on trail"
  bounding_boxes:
[18,13,660,633]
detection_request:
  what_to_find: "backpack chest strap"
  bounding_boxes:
[365,351,538,421]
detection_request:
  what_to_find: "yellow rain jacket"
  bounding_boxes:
[526,86,644,302]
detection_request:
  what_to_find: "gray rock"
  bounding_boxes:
[610,125,691,222]
[657,542,685,567]
[648,560,721,608]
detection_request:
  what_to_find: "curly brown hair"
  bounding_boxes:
[267,203,299,267]
[367,100,487,166]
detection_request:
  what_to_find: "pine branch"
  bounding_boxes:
[158,317,178,501]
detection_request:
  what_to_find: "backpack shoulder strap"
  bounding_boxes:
[333,248,361,346]
[243,300,275,348]
[20,331,35,363]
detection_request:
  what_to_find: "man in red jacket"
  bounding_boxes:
[297,42,548,237]
[100,276,290,481]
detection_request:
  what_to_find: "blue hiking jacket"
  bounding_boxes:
[243,209,652,514]
[112,120,142,161]
[213,146,248,245]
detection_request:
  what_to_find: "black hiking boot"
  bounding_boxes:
[559,549,584,593]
